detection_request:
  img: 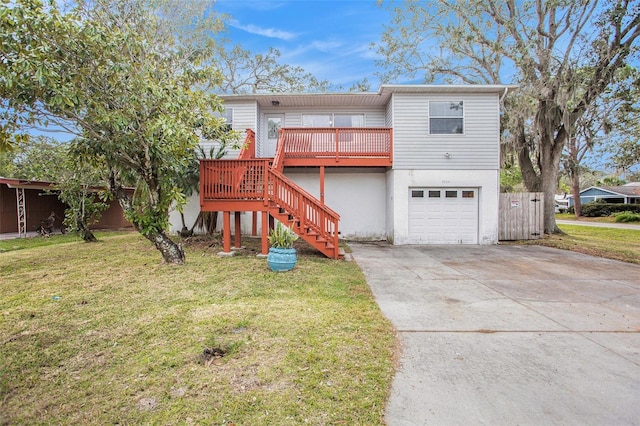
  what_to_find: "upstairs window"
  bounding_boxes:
[334,114,364,127]
[303,114,331,127]
[303,114,364,128]
[429,101,463,134]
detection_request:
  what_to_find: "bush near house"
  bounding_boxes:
[579,200,640,217]
[615,211,640,223]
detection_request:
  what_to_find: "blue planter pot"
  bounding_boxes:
[267,247,297,272]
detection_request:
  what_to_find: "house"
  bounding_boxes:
[568,183,640,207]
[555,193,570,212]
[0,177,132,236]
[170,84,514,258]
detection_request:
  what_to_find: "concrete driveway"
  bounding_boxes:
[349,243,640,426]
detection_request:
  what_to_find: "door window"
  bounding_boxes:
[268,116,282,139]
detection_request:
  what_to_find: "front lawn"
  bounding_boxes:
[527,224,640,264]
[0,232,396,424]
[555,213,617,223]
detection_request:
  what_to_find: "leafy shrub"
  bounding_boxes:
[581,201,640,217]
[268,222,299,248]
[615,211,640,223]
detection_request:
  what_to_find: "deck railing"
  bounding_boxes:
[200,159,270,200]
[268,169,340,245]
[280,127,392,160]
[237,129,256,160]
[200,158,340,251]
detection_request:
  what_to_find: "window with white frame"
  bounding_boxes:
[215,107,233,131]
[302,114,364,127]
[334,114,364,127]
[429,101,463,134]
[303,114,331,127]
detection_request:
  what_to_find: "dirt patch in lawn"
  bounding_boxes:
[180,233,328,258]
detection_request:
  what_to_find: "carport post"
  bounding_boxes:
[15,188,26,238]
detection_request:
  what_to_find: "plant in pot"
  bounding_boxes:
[267,222,299,272]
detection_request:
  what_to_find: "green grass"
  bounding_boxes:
[0,232,396,425]
[527,224,640,264]
[555,212,617,222]
[0,230,131,253]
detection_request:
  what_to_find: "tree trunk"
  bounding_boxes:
[179,212,193,237]
[79,222,98,242]
[541,168,560,234]
[571,170,582,217]
[516,112,565,234]
[145,229,185,264]
[109,173,185,264]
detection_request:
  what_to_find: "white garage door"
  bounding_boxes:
[408,188,478,244]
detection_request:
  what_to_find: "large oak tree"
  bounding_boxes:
[375,0,640,233]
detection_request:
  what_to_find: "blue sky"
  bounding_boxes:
[213,0,391,89]
[28,0,390,142]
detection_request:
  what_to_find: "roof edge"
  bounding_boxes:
[218,83,519,100]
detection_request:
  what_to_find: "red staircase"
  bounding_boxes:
[200,131,342,259]
[266,174,341,259]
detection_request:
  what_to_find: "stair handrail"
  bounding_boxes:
[202,126,342,258]
[268,168,340,258]
[271,129,286,171]
[237,129,256,160]
[269,168,341,220]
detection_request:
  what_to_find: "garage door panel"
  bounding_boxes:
[409,188,478,244]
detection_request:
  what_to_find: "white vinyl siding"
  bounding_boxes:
[209,100,257,158]
[222,100,257,133]
[385,98,394,128]
[391,93,500,170]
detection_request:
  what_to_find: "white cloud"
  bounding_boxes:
[228,19,298,41]
[309,40,344,52]
[218,0,286,12]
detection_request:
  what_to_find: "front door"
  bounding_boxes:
[263,114,284,158]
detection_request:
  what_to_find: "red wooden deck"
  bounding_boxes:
[199,128,392,259]
[279,127,392,167]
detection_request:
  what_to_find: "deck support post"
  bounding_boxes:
[261,211,269,255]
[223,211,231,253]
[234,212,241,248]
[252,212,257,236]
[320,166,325,205]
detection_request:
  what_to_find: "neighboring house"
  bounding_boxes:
[568,184,640,207]
[0,177,132,235]
[555,193,570,212]
[171,84,514,258]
